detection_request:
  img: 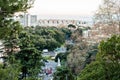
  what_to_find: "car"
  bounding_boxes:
[42,49,48,53]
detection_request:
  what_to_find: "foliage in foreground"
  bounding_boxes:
[77,35,120,80]
[53,66,75,80]
[0,63,20,80]
[15,31,44,79]
[77,61,105,80]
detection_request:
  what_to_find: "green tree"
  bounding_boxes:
[0,61,21,80]
[0,0,34,31]
[68,24,76,29]
[0,0,38,79]
[27,27,66,51]
[98,35,120,63]
[85,43,98,65]
[77,35,120,80]
[16,31,43,79]
[53,66,75,80]
[60,28,72,39]
[77,61,105,80]
[97,35,120,80]
[55,52,69,66]
[0,0,34,17]
[45,38,61,51]
[0,21,23,79]
[0,0,35,53]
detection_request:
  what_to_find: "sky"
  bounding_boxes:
[28,0,102,21]
[28,0,102,20]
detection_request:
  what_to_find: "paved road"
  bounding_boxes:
[43,60,57,80]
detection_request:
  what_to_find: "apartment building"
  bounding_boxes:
[14,13,38,27]
[38,19,88,27]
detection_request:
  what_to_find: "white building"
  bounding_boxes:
[83,30,89,38]
[30,15,38,26]
[38,19,89,27]
[14,14,92,27]
[14,13,38,27]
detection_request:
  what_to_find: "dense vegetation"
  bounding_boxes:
[0,0,119,80]
[53,66,75,80]
[25,27,67,51]
[77,35,120,80]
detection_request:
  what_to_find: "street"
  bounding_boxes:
[43,60,57,80]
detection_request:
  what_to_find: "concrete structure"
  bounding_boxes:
[83,30,89,38]
[14,14,91,28]
[14,13,38,27]
[57,58,61,67]
[38,19,89,27]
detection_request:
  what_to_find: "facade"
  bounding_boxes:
[38,19,89,27]
[30,15,38,26]
[14,14,92,28]
[83,30,89,38]
[14,13,38,27]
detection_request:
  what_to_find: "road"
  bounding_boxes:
[43,60,57,80]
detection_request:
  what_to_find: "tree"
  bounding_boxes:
[27,27,66,51]
[16,31,44,79]
[53,29,65,44]
[67,46,88,74]
[68,24,76,29]
[0,0,42,79]
[55,52,69,66]
[66,28,89,74]
[45,38,61,51]
[1,21,22,56]
[94,0,120,35]
[53,66,75,80]
[0,0,35,50]
[97,35,120,79]
[60,28,72,39]
[85,43,98,65]
[0,63,20,80]
[98,35,120,63]
[0,0,34,32]
[0,0,34,17]
[77,61,106,80]
[0,0,35,62]
[71,28,83,42]
[77,35,120,80]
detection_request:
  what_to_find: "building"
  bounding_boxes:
[14,14,92,28]
[38,19,89,27]
[83,30,89,38]
[14,13,38,27]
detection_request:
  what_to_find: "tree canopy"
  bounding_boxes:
[0,0,35,39]
[53,66,75,80]
[0,0,34,17]
[77,35,120,80]
[94,0,120,34]
[26,27,66,51]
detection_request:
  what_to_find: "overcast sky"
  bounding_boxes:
[28,0,102,16]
